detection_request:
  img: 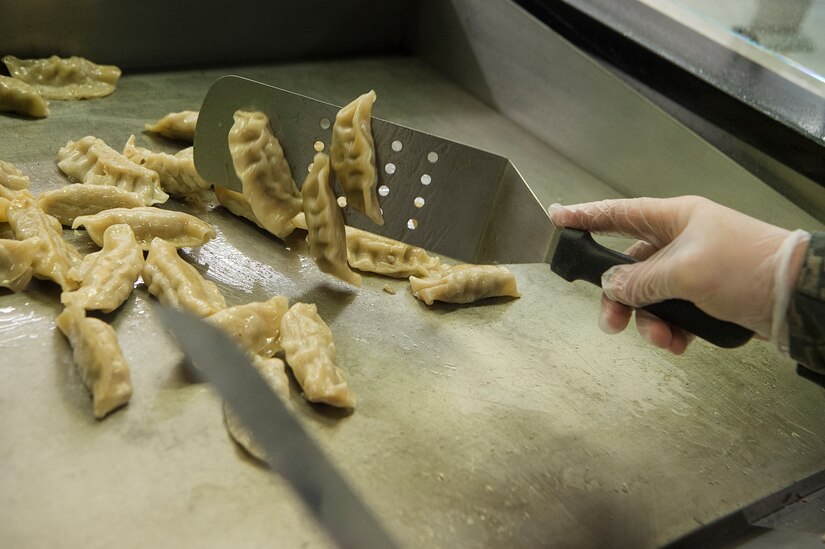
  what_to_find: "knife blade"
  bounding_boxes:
[155,306,399,549]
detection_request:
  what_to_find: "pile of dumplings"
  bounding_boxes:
[0,71,520,461]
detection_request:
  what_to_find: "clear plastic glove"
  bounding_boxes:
[548,196,810,354]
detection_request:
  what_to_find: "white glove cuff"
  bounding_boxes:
[771,229,811,353]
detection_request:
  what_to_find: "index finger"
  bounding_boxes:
[548,197,692,246]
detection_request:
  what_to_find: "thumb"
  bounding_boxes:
[601,254,676,308]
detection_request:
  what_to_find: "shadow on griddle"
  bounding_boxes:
[141,131,194,150]
[291,284,358,325]
[416,294,519,314]
[304,400,354,423]
[0,111,48,122]
[20,278,63,304]
[175,355,208,385]
[796,364,825,389]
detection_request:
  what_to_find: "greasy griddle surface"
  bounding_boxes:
[1,57,823,548]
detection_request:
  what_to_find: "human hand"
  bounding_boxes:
[548,196,809,354]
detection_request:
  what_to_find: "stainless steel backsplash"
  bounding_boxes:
[0,0,411,70]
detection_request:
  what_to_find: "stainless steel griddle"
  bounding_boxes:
[1,2,824,548]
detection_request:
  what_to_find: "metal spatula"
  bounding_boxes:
[194,75,752,348]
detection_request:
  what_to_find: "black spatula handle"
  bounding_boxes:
[550,229,753,348]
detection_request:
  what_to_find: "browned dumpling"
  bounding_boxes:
[206,296,289,358]
[280,302,355,408]
[302,152,360,286]
[3,55,121,100]
[329,90,383,226]
[6,196,81,291]
[228,110,302,239]
[123,135,211,197]
[36,184,144,226]
[0,75,49,118]
[142,237,226,318]
[0,237,41,292]
[409,264,520,305]
[72,207,215,250]
[57,136,169,206]
[61,224,143,313]
[55,306,132,419]
[345,226,441,278]
[144,110,199,141]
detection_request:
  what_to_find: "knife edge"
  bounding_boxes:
[154,305,399,549]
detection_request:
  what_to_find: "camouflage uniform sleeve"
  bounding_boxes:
[787,231,825,373]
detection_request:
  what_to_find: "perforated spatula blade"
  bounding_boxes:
[194,75,753,348]
[194,75,552,264]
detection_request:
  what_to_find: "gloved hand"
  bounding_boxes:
[548,196,810,354]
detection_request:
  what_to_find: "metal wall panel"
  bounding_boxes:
[405,0,823,230]
[0,0,411,70]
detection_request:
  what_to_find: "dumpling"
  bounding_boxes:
[206,296,289,357]
[292,211,307,230]
[0,160,32,222]
[345,226,441,278]
[123,135,211,197]
[57,136,169,206]
[214,185,306,231]
[7,197,81,290]
[302,152,360,286]
[1,169,33,221]
[280,302,355,408]
[142,237,226,317]
[72,207,216,250]
[0,237,41,292]
[409,264,520,305]
[0,75,49,118]
[3,55,121,100]
[36,184,144,226]
[223,355,290,462]
[61,224,143,313]
[144,110,199,141]
[55,306,132,419]
[329,90,383,225]
[0,159,31,190]
[228,110,302,239]
[214,185,261,227]
[0,184,32,203]
[0,181,35,223]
